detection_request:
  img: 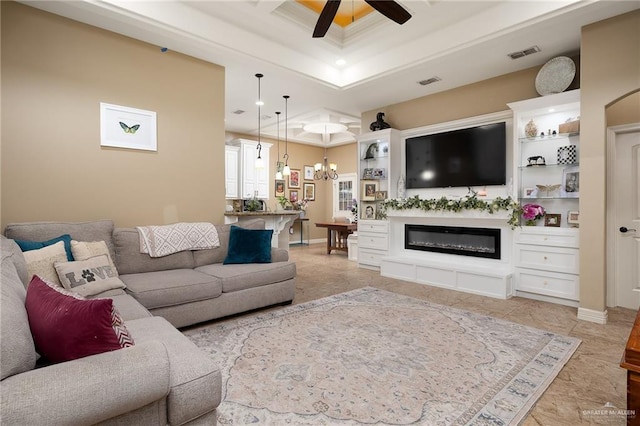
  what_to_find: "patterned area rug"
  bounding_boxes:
[185,288,580,425]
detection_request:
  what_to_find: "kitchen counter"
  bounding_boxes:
[224,211,301,250]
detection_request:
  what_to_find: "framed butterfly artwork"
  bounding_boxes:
[100,103,157,151]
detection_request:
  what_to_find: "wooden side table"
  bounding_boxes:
[315,222,357,254]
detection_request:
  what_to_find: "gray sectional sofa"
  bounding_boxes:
[1,219,297,425]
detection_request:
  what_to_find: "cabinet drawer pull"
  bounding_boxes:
[543,256,548,261]
[543,281,548,286]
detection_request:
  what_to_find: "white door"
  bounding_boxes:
[608,124,640,309]
[333,173,357,220]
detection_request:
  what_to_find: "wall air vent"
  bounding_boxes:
[418,77,441,86]
[508,46,541,60]
[232,109,245,114]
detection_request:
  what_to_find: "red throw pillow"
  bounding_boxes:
[25,275,134,363]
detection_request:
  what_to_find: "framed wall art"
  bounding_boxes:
[362,203,376,220]
[275,180,285,197]
[303,182,315,201]
[304,165,314,180]
[289,190,299,203]
[561,166,579,198]
[289,169,301,188]
[100,102,157,151]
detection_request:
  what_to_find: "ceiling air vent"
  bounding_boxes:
[508,46,541,60]
[232,109,245,115]
[418,77,441,86]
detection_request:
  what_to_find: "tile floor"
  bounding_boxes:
[287,243,636,425]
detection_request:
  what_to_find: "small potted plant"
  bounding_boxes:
[521,203,545,226]
[276,196,292,211]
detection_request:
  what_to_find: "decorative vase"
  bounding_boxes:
[525,119,538,138]
[397,174,406,199]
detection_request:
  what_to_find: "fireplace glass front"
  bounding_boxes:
[404,225,501,259]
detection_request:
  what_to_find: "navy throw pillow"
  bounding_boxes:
[15,234,74,261]
[223,226,273,265]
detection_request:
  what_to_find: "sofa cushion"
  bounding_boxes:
[113,228,195,275]
[1,236,29,287]
[54,255,126,298]
[223,226,273,265]
[23,241,68,286]
[107,294,153,322]
[120,269,222,310]
[4,220,116,261]
[71,240,118,273]
[193,219,266,267]
[15,234,74,261]
[196,261,296,293]
[25,276,134,363]
[125,316,222,425]
[0,241,37,379]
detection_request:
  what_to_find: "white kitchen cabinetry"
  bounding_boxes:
[356,129,401,270]
[228,139,271,199]
[225,145,240,199]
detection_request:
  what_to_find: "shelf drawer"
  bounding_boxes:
[358,248,388,267]
[358,232,388,250]
[515,268,579,301]
[515,228,579,248]
[357,221,388,234]
[515,244,578,273]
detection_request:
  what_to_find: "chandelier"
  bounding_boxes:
[303,122,346,181]
[314,147,338,180]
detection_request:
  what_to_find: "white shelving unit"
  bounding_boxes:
[356,129,401,270]
[508,90,580,306]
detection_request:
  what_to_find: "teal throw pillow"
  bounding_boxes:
[16,234,74,261]
[223,226,273,265]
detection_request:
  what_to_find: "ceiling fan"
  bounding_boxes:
[313,0,412,38]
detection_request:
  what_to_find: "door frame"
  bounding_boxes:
[606,123,640,307]
[332,173,357,219]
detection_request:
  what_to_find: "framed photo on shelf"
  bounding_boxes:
[303,182,315,201]
[374,191,387,201]
[304,165,314,180]
[561,166,579,198]
[362,203,376,220]
[544,213,561,227]
[373,168,387,179]
[362,168,374,179]
[361,180,379,201]
[289,190,298,203]
[288,169,301,188]
[567,210,580,226]
[275,180,285,197]
[524,187,538,198]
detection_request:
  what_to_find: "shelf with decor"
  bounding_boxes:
[508,90,580,306]
[356,128,401,270]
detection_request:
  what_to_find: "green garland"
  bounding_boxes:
[380,194,522,228]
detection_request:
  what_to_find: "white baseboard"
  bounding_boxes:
[577,307,608,324]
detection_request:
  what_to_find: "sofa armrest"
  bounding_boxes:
[271,247,289,262]
[1,341,170,426]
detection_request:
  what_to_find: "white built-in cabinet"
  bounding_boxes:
[508,90,580,306]
[227,139,271,199]
[356,129,401,270]
[225,145,240,199]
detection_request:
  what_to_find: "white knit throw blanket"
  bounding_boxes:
[137,222,220,258]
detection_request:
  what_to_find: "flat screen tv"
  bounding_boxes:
[405,122,506,189]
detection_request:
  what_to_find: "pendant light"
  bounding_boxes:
[255,73,264,169]
[282,95,291,176]
[275,111,283,180]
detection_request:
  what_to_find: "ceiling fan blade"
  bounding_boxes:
[365,0,411,25]
[313,0,341,38]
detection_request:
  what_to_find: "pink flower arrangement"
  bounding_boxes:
[522,203,545,225]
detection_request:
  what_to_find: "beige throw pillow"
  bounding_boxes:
[71,240,118,275]
[23,241,67,287]
[54,254,126,298]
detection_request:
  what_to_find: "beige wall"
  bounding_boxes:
[226,131,358,240]
[606,91,640,127]
[362,62,579,130]
[580,10,640,312]
[1,2,225,229]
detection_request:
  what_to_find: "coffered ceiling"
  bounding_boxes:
[22,1,639,146]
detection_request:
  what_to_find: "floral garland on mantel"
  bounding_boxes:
[380,194,521,228]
